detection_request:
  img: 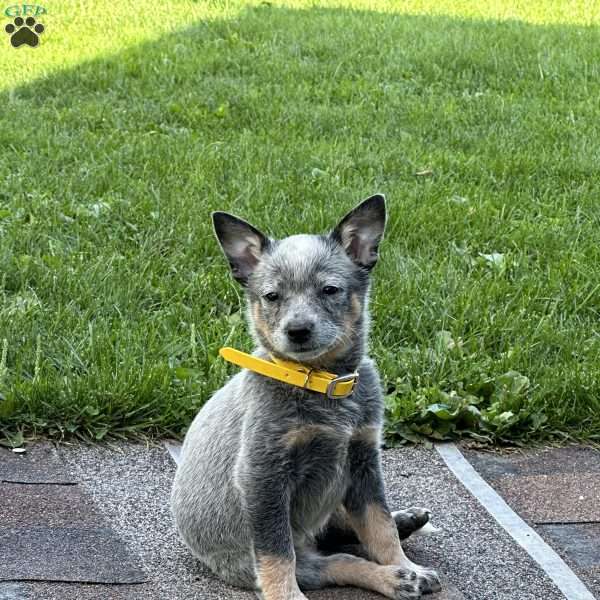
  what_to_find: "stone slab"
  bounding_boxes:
[492,472,600,524]
[536,524,600,569]
[0,526,147,584]
[461,450,521,479]
[463,446,600,481]
[0,444,77,485]
[0,583,31,600]
[0,483,104,527]
[576,566,600,600]
[0,581,153,600]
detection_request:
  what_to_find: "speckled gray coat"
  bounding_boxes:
[171,195,440,600]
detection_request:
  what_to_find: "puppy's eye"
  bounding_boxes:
[322,285,340,296]
[264,292,279,302]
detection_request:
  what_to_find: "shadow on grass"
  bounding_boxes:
[1,5,600,443]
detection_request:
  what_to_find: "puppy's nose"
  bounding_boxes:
[286,323,313,344]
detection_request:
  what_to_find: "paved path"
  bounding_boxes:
[4,442,596,599]
[461,445,600,599]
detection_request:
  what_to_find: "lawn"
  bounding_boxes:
[1,0,600,445]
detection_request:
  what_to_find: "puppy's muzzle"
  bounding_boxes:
[285,321,314,344]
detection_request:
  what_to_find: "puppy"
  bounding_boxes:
[171,194,441,599]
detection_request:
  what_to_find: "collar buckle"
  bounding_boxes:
[326,373,359,399]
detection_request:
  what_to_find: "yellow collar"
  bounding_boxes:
[219,347,359,399]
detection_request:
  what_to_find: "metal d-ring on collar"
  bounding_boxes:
[326,372,359,399]
[303,367,358,399]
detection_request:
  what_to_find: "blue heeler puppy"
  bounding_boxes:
[171,194,441,599]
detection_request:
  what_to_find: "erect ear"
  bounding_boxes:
[212,212,270,285]
[331,194,386,270]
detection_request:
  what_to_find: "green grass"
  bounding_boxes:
[1,1,600,445]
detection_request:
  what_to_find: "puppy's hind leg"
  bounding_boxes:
[317,505,438,554]
[295,549,435,600]
[315,508,368,558]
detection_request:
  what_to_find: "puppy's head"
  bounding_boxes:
[213,194,386,365]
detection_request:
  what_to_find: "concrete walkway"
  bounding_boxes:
[0,442,597,599]
[461,445,600,599]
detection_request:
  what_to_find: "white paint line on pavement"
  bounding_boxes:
[164,441,182,466]
[436,442,595,600]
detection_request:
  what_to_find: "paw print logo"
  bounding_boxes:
[5,16,45,48]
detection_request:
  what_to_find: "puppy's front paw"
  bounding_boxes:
[390,568,422,599]
[379,565,441,599]
[373,565,416,600]
[256,588,308,600]
[413,565,441,595]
